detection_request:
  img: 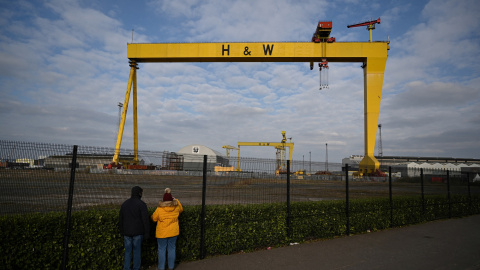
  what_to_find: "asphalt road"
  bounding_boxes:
[148,214,480,270]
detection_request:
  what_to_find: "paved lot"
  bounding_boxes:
[148,214,480,270]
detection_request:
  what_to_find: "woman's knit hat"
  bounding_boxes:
[163,187,173,201]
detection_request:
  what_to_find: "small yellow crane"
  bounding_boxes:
[222,145,239,159]
[212,145,239,172]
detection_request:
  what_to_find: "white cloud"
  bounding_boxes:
[150,0,327,42]
[1,0,479,164]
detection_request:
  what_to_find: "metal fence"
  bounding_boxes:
[0,140,342,214]
[1,140,479,216]
[2,140,480,264]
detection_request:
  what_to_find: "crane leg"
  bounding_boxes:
[236,146,241,171]
[133,63,138,164]
[113,61,137,164]
[359,56,386,175]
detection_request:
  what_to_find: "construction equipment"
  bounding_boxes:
[318,58,329,90]
[315,171,332,175]
[295,169,306,175]
[311,21,334,89]
[222,145,238,159]
[119,19,390,175]
[367,169,386,177]
[214,145,238,173]
[237,131,294,174]
[214,165,235,173]
[103,162,122,169]
[347,18,381,42]
[311,21,336,43]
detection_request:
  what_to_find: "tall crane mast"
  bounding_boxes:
[347,18,381,42]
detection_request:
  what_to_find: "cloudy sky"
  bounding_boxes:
[0,0,479,163]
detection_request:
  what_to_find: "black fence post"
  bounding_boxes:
[200,155,207,259]
[61,145,78,270]
[345,164,350,236]
[389,166,393,228]
[421,168,425,215]
[447,170,451,218]
[286,160,291,239]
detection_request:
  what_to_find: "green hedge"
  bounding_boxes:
[1,195,479,269]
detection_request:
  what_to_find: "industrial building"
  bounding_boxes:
[43,154,136,171]
[342,155,480,177]
[7,144,229,172]
[174,144,229,171]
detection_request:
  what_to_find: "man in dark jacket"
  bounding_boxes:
[119,186,150,270]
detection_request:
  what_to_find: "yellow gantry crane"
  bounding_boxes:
[237,131,294,174]
[113,19,389,175]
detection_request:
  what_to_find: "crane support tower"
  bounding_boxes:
[113,61,139,165]
[114,19,389,175]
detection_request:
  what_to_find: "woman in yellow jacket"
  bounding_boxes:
[151,188,183,270]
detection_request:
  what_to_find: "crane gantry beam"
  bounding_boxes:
[237,142,294,173]
[127,42,387,63]
[114,41,389,175]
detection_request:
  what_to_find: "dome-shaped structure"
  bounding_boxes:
[177,145,228,171]
[178,145,223,156]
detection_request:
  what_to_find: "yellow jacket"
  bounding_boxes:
[151,199,183,238]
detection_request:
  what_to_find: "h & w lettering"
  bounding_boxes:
[222,44,230,56]
[263,44,274,56]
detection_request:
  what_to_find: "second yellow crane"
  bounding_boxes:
[236,131,294,174]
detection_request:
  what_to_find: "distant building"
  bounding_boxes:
[176,145,229,171]
[36,145,229,172]
[43,154,135,170]
[16,158,35,167]
[342,155,480,177]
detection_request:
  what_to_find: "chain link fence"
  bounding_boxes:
[1,140,480,216]
[0,140,340,214]
[2,140,480,267]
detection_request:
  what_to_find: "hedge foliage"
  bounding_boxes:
[1,195,479,269]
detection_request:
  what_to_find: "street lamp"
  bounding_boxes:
[309,151,311,174]
[325,143,328,172]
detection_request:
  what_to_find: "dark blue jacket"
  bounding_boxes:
[119,186,150,238]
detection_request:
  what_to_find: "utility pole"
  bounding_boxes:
[378,124,383,157]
